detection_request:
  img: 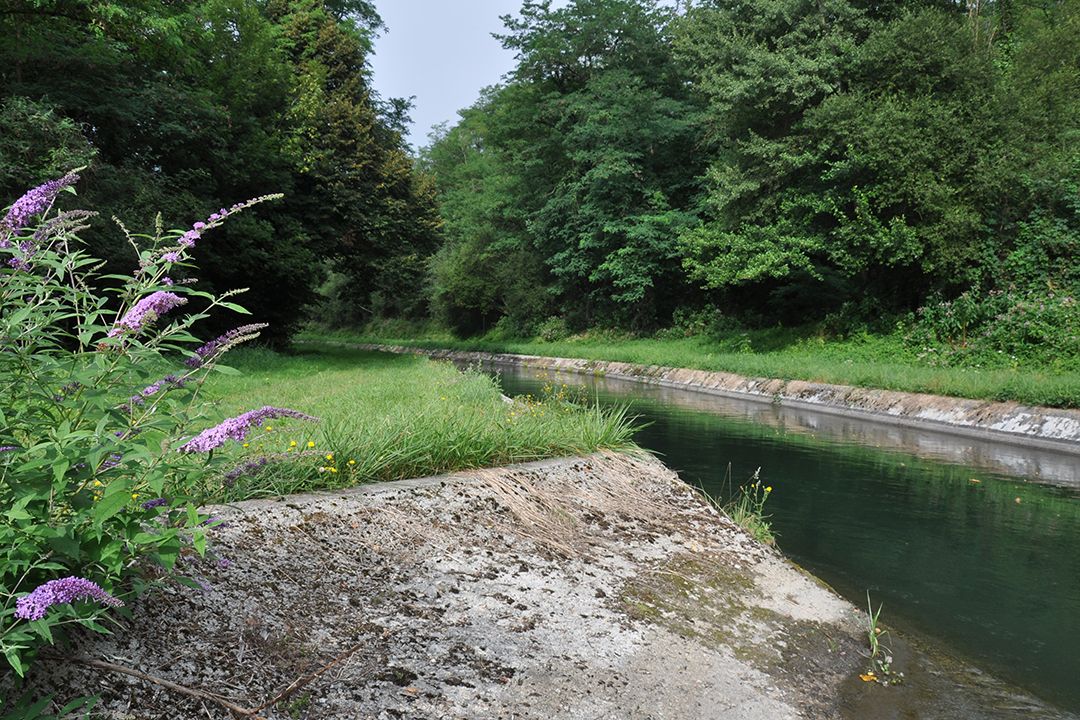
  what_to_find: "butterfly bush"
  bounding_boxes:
[180,406,320,453]
[1,179,302,677]
[108,291,188,337]
[14,577,124,621]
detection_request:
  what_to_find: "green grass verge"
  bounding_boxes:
[301,326,1080,409]
[201,344,640,501]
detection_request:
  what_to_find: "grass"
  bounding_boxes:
[305,323,1080,409]
[199,344,640,501]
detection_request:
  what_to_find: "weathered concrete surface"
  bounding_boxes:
[358,345,1080,453]
[23,454,865,719]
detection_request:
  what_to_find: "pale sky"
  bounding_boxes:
[368,0,524,150]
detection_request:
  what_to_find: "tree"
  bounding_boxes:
[491,0,709,328]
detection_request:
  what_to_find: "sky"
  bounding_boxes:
[368,0,524,150]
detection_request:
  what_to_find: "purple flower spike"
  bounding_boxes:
[180,406,319,453]
[1,174,79,235]
[15,576,124,621]
[108,291,187,338]
[185,323,269,368]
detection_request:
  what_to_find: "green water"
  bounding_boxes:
[494,365,1080,718]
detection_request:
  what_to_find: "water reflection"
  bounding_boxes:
[485,362,1080,718]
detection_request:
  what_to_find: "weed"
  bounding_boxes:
[707,465,776,546]
[859,592,904,686]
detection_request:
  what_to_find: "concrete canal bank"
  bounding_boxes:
[25,453,866,719]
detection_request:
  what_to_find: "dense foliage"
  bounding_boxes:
[0,0,438,345]
[4,0,1080,358]
[0,179,322,682]
[421,0,1080,367]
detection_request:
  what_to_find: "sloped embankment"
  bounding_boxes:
[24,453,864,719]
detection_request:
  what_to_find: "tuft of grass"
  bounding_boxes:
[697,464,776,546]
[859,592,903,685]
[199,345,640,500]
[722,466,776,546]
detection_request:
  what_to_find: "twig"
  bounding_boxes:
[40,654,270,719]
[248,642,364,713]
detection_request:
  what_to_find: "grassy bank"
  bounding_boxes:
[199,344,639,501]
[302,325,1080,409]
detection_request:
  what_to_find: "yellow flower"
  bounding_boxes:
[290,441,297,447]
[243,443,249,448]
[265,426,272,431]
[765,487,772,492]
[348,460,355,465]
[326,454,333,460]
[131,493,139,500]
[307,441,315,447]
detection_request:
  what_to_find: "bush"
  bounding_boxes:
[0,178,315,678]
[906,287,1080,370]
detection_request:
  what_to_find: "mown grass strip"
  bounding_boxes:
[307,329,1080,409]
[199,344,640,500]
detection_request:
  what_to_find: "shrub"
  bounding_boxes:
[0,178,314,678]
[906,287,1080,370]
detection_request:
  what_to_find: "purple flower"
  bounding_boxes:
[185,323,269,368]
[0,446,17,453]
[1,175,79,235]
[141,497,169,510]
[162,277,173,286]
[180,406,319,453]
[15,576,124,621]
[162,252,179,263]
[108,291,187,338]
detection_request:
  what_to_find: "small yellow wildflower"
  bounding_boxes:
[290,441,297,447]
[307,441,315,447]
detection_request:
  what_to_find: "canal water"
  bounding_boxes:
[489,363,1080,719]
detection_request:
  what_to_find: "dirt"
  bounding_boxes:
[13,452,868,720]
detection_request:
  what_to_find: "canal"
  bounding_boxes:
[490,362,1080,719]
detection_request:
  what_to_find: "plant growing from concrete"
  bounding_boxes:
[860,591,903,685]
[723,468,776,546]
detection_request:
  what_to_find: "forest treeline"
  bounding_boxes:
[1,0,440,344]
[3,0,1080,350]
[423,0,1080,346]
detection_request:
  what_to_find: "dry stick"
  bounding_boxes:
[248,642,364,713]
[42,643,363,719]
[40,655,269,720]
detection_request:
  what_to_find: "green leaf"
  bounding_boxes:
[51,457,71,484]
[92,492,129,525]
[46,528,81,561]
[218,301,251,314]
